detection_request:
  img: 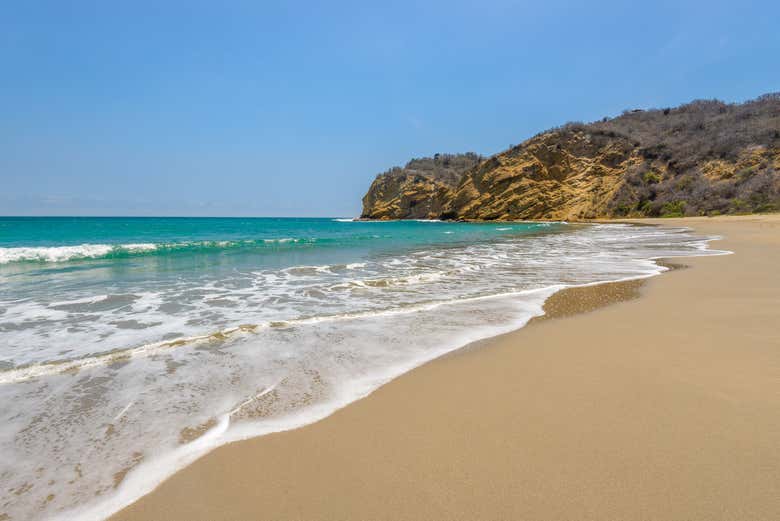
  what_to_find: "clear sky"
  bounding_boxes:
[1,0,778,217]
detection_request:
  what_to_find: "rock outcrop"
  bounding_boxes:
[360,153,482,220]
[444,129,640,220]
[360,93,780,220]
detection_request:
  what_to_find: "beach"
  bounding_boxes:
[111,214,780,520]
[5,218,721,520]
[5,3,780,519]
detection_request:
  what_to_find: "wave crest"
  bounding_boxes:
[0,239,323,264]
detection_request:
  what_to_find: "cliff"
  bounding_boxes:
[360,153,482,220]
[360,93,780,220]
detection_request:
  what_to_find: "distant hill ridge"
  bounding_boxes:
[360,93,780,220]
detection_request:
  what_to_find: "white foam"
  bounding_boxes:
[52,287,556,521]
[0,325,254,384]
[282,264,333,275]
[112,401,135,422]
[0,286,563,384]
[48,295,110,308]
[0,244,114,264]
[263,237,302,244]
[0,242,161,264]
[123,243,158,252]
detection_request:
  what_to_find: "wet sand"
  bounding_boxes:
[113,215,780,521]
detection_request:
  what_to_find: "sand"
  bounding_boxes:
[113,215,780,521]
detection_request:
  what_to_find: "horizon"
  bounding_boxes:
[3,90,775,219]
[0,214,357,218]
[2,0,779,217]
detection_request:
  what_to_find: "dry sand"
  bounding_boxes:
[113,215,780,521]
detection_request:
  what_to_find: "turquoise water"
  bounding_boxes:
[0,217,557,288]
[0,217,723,520]
[0,217,560,368]
[0,215,547,260]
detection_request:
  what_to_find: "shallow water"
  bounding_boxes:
[0,217,724,520]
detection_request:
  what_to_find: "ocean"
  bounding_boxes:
[0,216,724,520]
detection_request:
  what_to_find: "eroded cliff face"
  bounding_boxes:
[361,130,649,220]
[360,153,482,220]
[359,173,453,220]
[444,130,640,220]
[360,94,780,220]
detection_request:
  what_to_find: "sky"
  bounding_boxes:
[1,0,779,217]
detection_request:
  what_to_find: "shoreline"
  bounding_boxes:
[64,271,677,521]
[108,215,780,520]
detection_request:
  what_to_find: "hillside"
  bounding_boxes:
[360,94,780,220]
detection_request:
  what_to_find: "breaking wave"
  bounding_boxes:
[0,238,351,264]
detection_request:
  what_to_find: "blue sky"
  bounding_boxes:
[1,0,778,216]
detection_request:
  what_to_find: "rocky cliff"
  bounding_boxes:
[360,153,482,220]
[360,94,780,220]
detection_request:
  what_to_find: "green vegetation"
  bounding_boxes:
[606,93,780,218]
[643,171,662,184]
[660,200,686,217]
